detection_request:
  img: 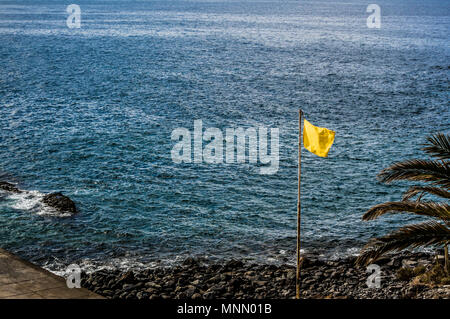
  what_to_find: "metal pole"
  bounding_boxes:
[296,109,302,299]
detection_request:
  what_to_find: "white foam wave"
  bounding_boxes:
[2,189,72,217]
[43,257,161,277]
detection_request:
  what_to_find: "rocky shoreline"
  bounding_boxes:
[80,251,450,299]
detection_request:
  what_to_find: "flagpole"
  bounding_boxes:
[296,109,302,299]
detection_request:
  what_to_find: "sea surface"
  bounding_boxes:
[0,0,449,273]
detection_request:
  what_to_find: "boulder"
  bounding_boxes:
[117,271,136,285]
[0,181,22,193]
[224,259,244,269]
[182,257,199,267]
[42,192,77,214]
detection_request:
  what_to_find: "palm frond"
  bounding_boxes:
[363,201,450,222]
[402,186,450,201]
[377,159,450,189]
[356,221,450,266]
[422,133,450,160]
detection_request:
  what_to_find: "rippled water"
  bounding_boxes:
[0,0,449,271]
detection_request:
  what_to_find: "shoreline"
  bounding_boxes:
[0,248,103,299]
[80,251,449,299]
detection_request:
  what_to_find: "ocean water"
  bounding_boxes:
[0,0,449,272]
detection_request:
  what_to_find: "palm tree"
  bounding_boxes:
[356,133,450,271]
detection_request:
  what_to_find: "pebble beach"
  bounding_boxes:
[81,251,449,299]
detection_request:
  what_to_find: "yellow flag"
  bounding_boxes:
[303,119,335,157]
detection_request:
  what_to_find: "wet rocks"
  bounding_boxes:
[42,192,77,214]
[80,251,449,300]
[0,183,78,216]
[0,181,22,193]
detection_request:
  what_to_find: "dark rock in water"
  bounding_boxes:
[42,192,77,214]
[0,181,22,193]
